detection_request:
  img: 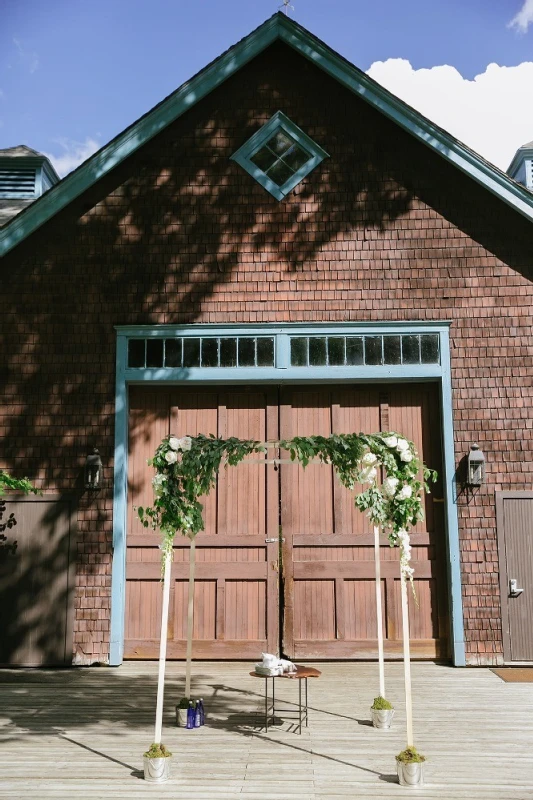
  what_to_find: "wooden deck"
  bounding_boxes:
[1,661,532,798]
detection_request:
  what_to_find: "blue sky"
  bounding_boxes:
[1,0,532,173]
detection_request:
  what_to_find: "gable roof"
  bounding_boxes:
[2,13,532,256]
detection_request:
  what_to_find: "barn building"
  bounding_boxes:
[1,14,532,668]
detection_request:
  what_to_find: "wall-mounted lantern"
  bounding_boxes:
[85,448,103,490]
[467,443,485,487]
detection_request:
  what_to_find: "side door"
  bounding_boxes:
[0,495,76,666]
[496,492,533,662]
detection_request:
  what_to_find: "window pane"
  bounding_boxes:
[365,336,383,365]
[291,338,308,366]
[309,337,327,366]
[238,338,255,367]
[146,339,164,368]
[183,338,200,368]
[346,337,364,365]
[257,338,274,366]
[328,337,345,366]
[402,335,420,364]
[266,159,294,187]
[201,338,219,368]
[128,339,145,368]
[384,336,401,365]
[165,339,182,368]
[421,334,440,364]
[250,146,277,172]
[220,338,237,367]
[282,145,309,171]
[267,131,293,156]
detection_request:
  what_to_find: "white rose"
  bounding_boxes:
[382,435,398,448]
[361,452,378,467]
[165,450,178,464]
[396,485,413,501]
[168,437,181,451]
[382,476,399,497]
[399,451,413,463]
[359,466,377,484]
[396,438,410,452]
[180,436,192,451]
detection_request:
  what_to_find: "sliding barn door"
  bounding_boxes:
[280,384,447,660]
[125,383,446,660]
[125,387,279,659]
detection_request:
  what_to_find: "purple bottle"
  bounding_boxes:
[186,700,194,729]
[194,700,201,728]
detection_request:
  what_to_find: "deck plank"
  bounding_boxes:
[0,661,532,798]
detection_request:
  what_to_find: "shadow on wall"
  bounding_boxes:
[0,496,79,667]
[0,46,531,664]
[0,55,420,565]
[1,43,532,483]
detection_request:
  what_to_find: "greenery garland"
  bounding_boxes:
[138,432,437,581]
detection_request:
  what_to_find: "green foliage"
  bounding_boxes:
[137,434,265,557]
[177,697,190,709]
[371,695,393,710]
[0,471,39,497]
[396,746,426,763]
[138,431,437,581]
[144,743,172,759]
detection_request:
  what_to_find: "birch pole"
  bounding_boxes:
[154,548,172,745]
[184,537,196,700]
[400,567,414,747]
[373,525,385,698]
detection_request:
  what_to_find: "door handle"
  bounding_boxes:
[509,579,524,598]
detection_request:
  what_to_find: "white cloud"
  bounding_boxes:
[508,0,533,33]
[366,59,533,170]
[13,37,39,74]
[44,137,100,177]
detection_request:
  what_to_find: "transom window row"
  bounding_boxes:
[128,337,275,369]
[290,334,440,367]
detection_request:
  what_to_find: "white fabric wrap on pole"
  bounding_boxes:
[185,537,196,700]
[400,567,414,747]
[154,548,172,745]
[373,525,385,698]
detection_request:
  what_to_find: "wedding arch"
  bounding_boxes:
[138,431,436,753]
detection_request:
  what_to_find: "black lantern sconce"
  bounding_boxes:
[467,443,485,487]
[85,448,103,490]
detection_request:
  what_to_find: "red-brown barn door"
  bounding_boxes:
[125,387,279,659]
[280,384,447,660]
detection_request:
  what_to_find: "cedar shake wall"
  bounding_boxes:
[1,43,532,665]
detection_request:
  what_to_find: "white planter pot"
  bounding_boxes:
[371,708,394,729]
[176,707,188,727]
[397,760,424,787]
[143,755,171,783]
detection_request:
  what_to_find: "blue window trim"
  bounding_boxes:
[230,111,329,200]
[110,321,465,666]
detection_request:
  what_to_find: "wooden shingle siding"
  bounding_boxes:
[0,42,531,664]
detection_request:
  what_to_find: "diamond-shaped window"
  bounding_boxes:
[231,112,328,201]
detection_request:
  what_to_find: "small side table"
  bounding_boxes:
[249,664,321,734]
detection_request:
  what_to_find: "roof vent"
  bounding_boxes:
[0,145,60,226]
[0,167,37,198]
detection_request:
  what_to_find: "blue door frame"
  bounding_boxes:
[109,322,465,666]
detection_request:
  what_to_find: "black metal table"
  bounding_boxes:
[250,665,321,734]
